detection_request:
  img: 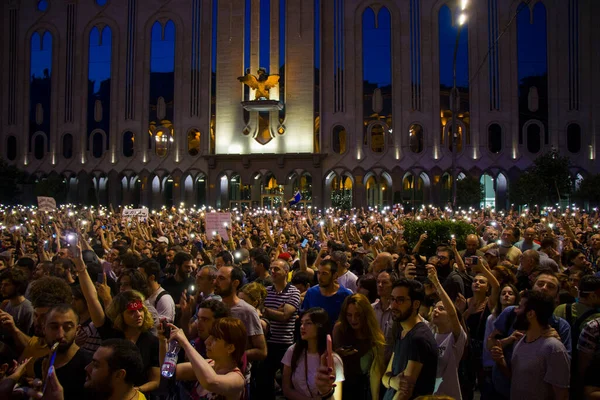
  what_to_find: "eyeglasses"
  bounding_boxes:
[390,296,411,304]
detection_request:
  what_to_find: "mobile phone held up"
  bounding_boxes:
[301,239,308,248]
[465,256,478,266]
[326,334,333,369]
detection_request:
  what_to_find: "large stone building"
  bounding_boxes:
[1,0,598,209]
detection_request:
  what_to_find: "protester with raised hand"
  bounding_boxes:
[427,264,467,399]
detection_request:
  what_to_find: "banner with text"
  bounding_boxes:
[37,197,57,212]
[121,208,149,223]
[205,212,231,240]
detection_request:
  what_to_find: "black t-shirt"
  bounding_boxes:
[34,348,91,400]
[384,321,438,400]
[162,276,194,304]
[241,262,255,282]
[96,317,160,385]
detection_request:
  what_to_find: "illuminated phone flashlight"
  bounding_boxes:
[81,220,88,226]
[212,231,217,236]
[190,233,195,239]
[235,252,241,258]
[223,222,228,228]
[319,221,325,226]
[451,234,455,239]
[548,223,554,229]
[67,234,75,241]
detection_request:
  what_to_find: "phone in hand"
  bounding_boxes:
[326,334,333,369]
[161,319,171,338]
[465,256,479,266]
[97,272,105,284]
[188,284,197,296]
[301,239,308,248]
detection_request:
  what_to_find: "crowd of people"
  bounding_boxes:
[0,203,599,399]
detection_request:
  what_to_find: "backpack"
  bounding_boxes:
[153,289,172,308]
[564,302,597,350]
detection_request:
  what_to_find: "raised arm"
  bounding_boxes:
[169,325,245,397]
[427,265,462,340]
[73,243,106,328]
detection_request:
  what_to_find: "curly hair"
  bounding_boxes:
[117,269,150,298]
[239,281,267,309]
[106,290,154,333]
[29,277,73,309]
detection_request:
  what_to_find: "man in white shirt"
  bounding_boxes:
[331,251,357,293]
[137,258,175,322]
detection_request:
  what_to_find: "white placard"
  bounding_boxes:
[205,212,231,240]
[122,208,149,222]
[37,197,57,212]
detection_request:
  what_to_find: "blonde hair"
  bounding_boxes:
[106,290,154,332]
[239,282,267,309]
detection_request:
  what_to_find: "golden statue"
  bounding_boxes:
[238,68,280,100]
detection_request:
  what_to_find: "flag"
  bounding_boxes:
[289,191,302,206]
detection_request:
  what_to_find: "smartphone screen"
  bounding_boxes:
[97,273,104,284]
[301,239,308,248]
[326,334,333,369]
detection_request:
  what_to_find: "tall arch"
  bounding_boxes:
[29,31,53,152]
[517,2,548,144]
[87,26,113,148]
[362,6,392,154]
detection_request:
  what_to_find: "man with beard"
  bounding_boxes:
[84,339,146,400]
[214,266,267,362]
[34,304,91,399]
[382,279,437,400]
[436,247,464,301]
[162,251,195,305]
[486,271,571,399]
[491,290,570,400]
[302,259,352,326]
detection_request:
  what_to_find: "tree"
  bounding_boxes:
[456,176,484,209]
[34,175,68,205]
[574,174,600,208]
[510,149,573,206]
[0,158,24,205]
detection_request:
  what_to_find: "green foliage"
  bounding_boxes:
[34,175,68,204]
[509,149,573,206]
[456,176,484,209]
[0,158,25,205]
[574,174,600,207]
[401,220,476,256]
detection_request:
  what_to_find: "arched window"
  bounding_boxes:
[33,135,45,160]
[29,31,52,152]
[439,5,470,147]
[526,123,541,153]
[370,124,385,153]
[362,7,392,150]
[149,20,176,154]
[88,26,112,147]
[517,2,548,144]
[488,124,502,154]
[92,132,104,158]
[122,131,134,157]
[7,136,17,161]
[62,134,73,159]
[567,123,581,153]
[188,130,201,156]
[332,125,347,154]
[96,0,108,6]
[37,1,48,12]
[409,124,423,153]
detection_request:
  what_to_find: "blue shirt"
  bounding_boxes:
[301,285,352,327]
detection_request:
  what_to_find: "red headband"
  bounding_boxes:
[126,300,143,311]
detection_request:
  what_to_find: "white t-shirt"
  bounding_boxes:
[282,344,345,399]
[337,270,358,293]
[434,328,467,400]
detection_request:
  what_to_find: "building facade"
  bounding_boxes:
[1,0,598,209]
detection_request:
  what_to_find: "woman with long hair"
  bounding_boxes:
[75,246,161,395]
[164,317,247,400]
[282,307,344,400]
[427,265,467,400]
[333,294,385,400]
[458,259,500,400]
[481,283,519,398]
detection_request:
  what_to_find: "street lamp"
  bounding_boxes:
[451,1,468,210]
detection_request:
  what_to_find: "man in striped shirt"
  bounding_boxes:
[259,259,301,400]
